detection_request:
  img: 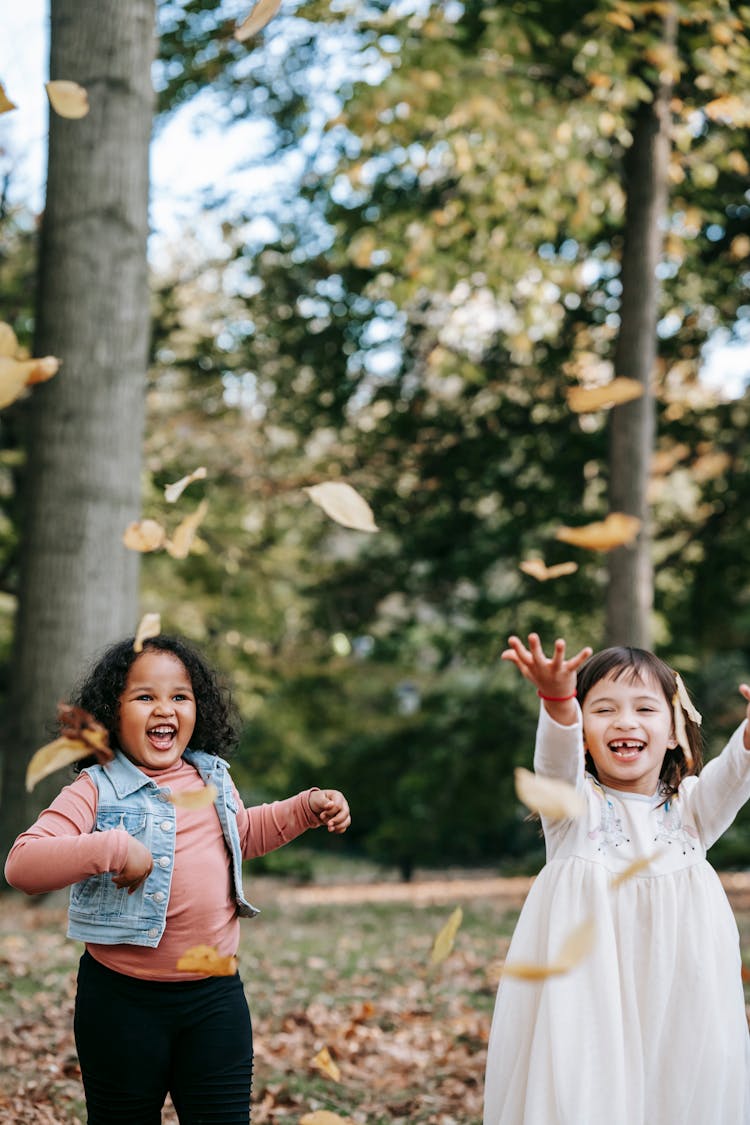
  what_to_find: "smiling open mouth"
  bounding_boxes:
[147,725,177,749]
[609,740,644,761]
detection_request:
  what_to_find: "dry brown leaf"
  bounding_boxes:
[555,513,641,552]
[166,783,218,810]
[430,906,463,967]
[672,691,693,767]
[134,612,161,653]
[567,377,643,414]
[24,356,60,385]
[0,83,17,114]
[0,355,59,408]
[235,0,282,41]
[299,1113,354,1125]
[164,466,207,503]
[503,916,596,980]
[176,944,238,977]
[305,482,378,532]
[310,1045,341,1083]
[514,767,586,821]
[674,673,701,726]
[519,559,578,582]
[57,703,112,755]
[0,323,18,356]
[46,80,89,119]
[610,850,663,890]
[165,499,208,559]
[123,519,166,552]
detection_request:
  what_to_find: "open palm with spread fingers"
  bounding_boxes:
[502,633,592,699]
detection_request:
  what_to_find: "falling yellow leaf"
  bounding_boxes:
[567,377,644,414]
[234,0,282,41]
[555,513,641,552]
[310,1045,341,1083]
[610,850,663,890]
[674,672,701,726]
[123,519,166,553]
[26,709,113,792]
[133,612,161,653]
[519,559,578,582]
[0,323,18,356]
[165,499,208,559]
[300,1113,354,1125]
[0,355,60,409]
[514,767,586,820]
[503,916,596,980]
[164,466,207,503]
[176,945,238,977]
[429,906,463,966]
[166,783,218,810]
[305,482,378,533]
[0,83,17,114]
[46,80,89,119]
[26,737,96,792]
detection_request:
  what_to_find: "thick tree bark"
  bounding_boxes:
[605,11,676,648]
[0,0,155,870]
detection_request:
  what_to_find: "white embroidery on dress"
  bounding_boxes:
[653,798,698,855]
[587,779,630,853]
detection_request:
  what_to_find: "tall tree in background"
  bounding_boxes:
[0,0,155,864]
[606,4,677,647]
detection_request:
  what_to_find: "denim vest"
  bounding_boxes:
[67,749,260,947]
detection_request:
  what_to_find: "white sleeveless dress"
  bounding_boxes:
[483,707,750,1125]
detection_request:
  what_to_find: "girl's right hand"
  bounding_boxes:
[112,837,154,894]
[502,633,592,700]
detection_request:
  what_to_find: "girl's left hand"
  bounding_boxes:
[739,684,750,750]
[309,789,351,833]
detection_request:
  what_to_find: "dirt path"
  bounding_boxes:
[276,870,750,909]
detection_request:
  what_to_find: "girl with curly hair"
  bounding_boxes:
[6,634,350,1125]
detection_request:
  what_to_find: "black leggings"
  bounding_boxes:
[74,951,253,1125]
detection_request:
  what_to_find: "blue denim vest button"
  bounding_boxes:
[152,891,165,903]
[157,856,170,868]
[147,927,159,938]
[160,820,173,831]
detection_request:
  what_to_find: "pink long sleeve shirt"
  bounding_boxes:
[5,755,320,980]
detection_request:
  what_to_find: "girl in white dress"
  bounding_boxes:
[483,633,750,1125]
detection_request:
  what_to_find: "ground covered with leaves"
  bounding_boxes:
[2,869,750,1124]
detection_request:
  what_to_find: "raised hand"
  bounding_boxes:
[739,684,750,751]
[502,633,592,716]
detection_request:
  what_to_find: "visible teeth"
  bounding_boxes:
[150,727,175,736]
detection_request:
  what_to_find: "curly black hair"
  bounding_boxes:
[69,634,239,768]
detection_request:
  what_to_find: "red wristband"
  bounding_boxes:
[537,689,577,702]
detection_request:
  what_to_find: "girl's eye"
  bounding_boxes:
[137,694,153,702]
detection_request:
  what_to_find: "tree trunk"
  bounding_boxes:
[605,10,676,649]
[0,0,155,871]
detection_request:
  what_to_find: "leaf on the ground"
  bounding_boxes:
[46,80,89,118]
[300,1113,354,1125]
[176,944,237,976]
[235,0,282,41]
[429,906,463,966]
[519,559,578,582]
[133,612,161,653]
[165,499,208,558]
[610,851,663,890]
[514,767,585,820]
[166,784,218,810]
[164,466,207,503]
[567,377,643,414]
[503,916,595,980]
[123,519,166,552]
[305,482,378,532]
[555,513,641,551]
[310,1045,341,1082]
[0,82,17,114]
